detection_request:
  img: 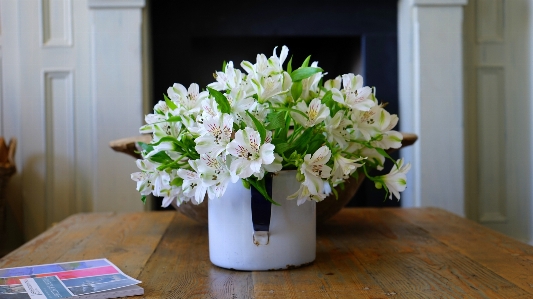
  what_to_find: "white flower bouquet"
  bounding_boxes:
[131,46,410,207]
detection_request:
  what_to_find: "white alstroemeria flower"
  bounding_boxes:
[177,160,208,205]
[131,159,163,196]
[241,102,269,128]
[139,113,167,135]
[226,127,276,181]
[267,45,289,75]
[193,98,221,135]
[254,132,283,179]
[197,154,231,199]
[195,114,233,156]
[379,159,411,200]
[269,77,293,106]
[154,100,171,115]
[201,98,220,120]
[369,107,402,149]
[251,74,286,102]
[376,106,398,132]
[372,130,403,150]
[300,62,323,101]
[342,74,375,111]
[241,53,272,79]
[167,83,208,115]
[262,153,283,173]
[351,105,383,141]
[291,98,330,128]
[300,146,332,195]
[226,87,254,119]
[145,113,167,125]
[324,76,341,90]
[331,153,364,183]
[160,186,183,208]
[208,61,245,91]
[287,184,327,206]
[323,76,344,104]
[345,142,386,171]
[324,110,353,149]
[148,120,183,143]
[159,172,184,207]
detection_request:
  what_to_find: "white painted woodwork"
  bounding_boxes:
[0,0,145,240]
[398,0,467,217]
[475,0,503,42]
[89,5,145,212]
[41,0,73,47]
[476,67,506,223]
[464,0,533,242]
[44,70,76,225]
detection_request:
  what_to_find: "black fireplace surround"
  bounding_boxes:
[149,0,399,207]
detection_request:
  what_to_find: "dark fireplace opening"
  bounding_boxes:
[158,36,362,92]
[149,0,399,209]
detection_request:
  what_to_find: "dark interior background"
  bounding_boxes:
[149,0,400,209]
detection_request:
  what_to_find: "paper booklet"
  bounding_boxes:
[0,259,143,299]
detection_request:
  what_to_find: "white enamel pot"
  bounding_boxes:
[208,170,316,271]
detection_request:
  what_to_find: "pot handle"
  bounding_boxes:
[250,174,272,245]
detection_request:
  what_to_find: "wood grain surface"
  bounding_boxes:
[1,208,532,298]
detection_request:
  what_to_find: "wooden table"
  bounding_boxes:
[1,208,533,298]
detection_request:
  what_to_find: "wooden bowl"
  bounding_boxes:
[111,133,417,224]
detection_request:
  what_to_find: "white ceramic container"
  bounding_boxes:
[208,170,316,271]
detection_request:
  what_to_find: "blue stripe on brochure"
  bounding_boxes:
[61,274,129,288]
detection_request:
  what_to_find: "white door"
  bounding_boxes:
[464,0,533,243]
[1,0,145,240]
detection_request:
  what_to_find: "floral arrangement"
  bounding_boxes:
[131,46,410,207]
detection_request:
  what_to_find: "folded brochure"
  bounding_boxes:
[0,259,143,298]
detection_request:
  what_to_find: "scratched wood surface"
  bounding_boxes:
[1,208,533,298]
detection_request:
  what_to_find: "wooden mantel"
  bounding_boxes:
[1,207,532,298]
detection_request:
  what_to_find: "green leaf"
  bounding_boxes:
[265,112,286,130]
[307,135,326,154]
[279,112,291,140]
[287,56,293,74]
[138,142,153,153]
[246,111,266,144]
[247,178,280,206]
[331,186,339,200]
[149,136,178,147]
[166,115,182,123]
[301,55,311,68]
[273,142,291,154]
[291,81,303,100]
[291,67,324,82]
[164,94,177,110]
[207,87,231,114]
[375,147,399,168]
[241,179,251,189]
[149,151,173,164]
[321,90,333,105]
[293,127,314,153]
[141,195,147,204]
